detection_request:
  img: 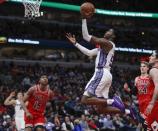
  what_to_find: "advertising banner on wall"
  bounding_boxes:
[6,37,155,54]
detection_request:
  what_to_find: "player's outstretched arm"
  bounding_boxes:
[82,19,113,51]
[82,19,92,42]
[66,33,98,57]
[146,68,158,115]
[20,98,33,119]
[21,87,34,119]
[4,91,16,106]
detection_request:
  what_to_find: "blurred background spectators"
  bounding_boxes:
[0,0,157,130]
[0,61,140,130]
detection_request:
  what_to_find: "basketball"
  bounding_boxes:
[80,2,95,18]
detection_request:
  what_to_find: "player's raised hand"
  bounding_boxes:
[66,33,76,45]
[80,2,95,19]
[80,10,93,19]
[9,91,15,97]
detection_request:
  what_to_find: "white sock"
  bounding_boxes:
[125,109,130,115]
[107,99,114,105]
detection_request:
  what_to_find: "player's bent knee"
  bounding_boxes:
[34,125,44,131]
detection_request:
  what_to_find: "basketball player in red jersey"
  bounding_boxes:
[21,75,54,131]
[134,62,152,120]
[145,50,158,130]
[125,61,158,130]
[134,61,156,130]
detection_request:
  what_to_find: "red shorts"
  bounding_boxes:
[146,102,158,131]
[24,113,45,128]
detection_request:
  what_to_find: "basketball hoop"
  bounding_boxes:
[22,0,43,18]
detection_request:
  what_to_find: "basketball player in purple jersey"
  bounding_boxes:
[65,17,137,119]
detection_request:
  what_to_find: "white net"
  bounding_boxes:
[22,0,43,18]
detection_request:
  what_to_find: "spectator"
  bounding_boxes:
[21,75,31,90]
[103,115,115,131]
[80,114,89,131]
[73,119,82,131]
[0,62,141,130]
[61,116,74,131]
[45,117,55,131]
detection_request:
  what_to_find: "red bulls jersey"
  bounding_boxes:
[27,85,53,115]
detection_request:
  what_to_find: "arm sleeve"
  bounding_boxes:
[75,43,98,57]
[82,19,92,42]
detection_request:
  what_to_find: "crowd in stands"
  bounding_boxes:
[0,61,142,131]
[0,11,157,49]
[0,46,147,65]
